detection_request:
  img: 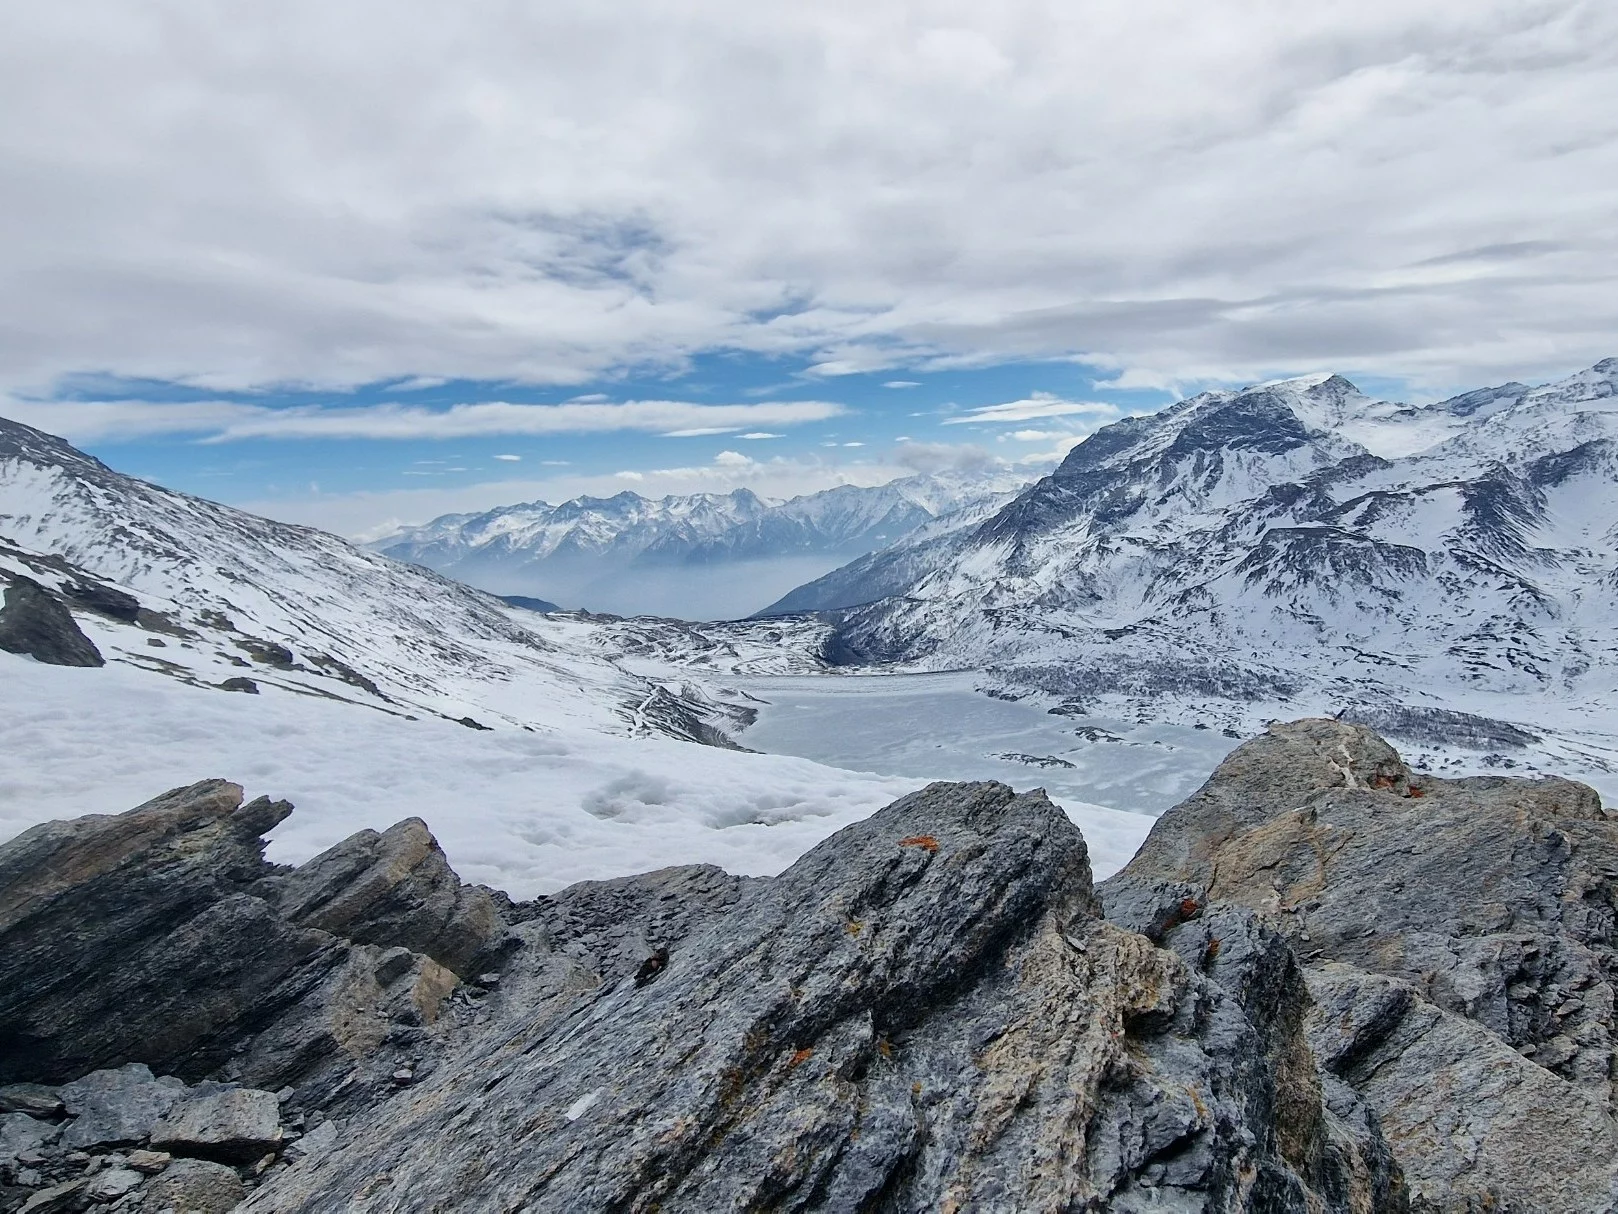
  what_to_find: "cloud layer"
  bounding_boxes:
[2,1,1615,395]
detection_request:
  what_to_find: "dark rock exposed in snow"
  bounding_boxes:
[0,577,102,668]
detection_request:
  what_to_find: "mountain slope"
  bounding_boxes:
[802,360,1618,772]
[368,467,1035,619]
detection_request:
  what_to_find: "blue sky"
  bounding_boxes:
[1,3,1614,535]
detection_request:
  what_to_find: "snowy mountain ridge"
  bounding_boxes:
[796,359,1618,776]
[367,465,1036,618]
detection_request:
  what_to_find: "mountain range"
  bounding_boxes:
[792,360,1618,773]
[366,467,1035,620]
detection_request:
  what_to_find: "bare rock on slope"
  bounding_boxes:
[246,782,1388,1212]
[1102,717,1618,1213]
[0,576,102,667]
[258,818,500,976]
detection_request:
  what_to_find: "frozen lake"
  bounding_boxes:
[728,670,1244,878]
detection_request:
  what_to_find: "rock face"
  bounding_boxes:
[1103,718,1618,1213]
[0,577,102,667]
[2,724,1614,1210]
[246,782,1391,1212]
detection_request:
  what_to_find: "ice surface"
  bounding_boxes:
[728,670,1237,875]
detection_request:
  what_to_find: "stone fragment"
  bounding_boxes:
[0,1084,64,1120]
[218,676,259,693]
[150,1088,282,1164]
[85,1166,144,1201]
[281,1119,336,1164]
[17,1179,87,1212]
[125,1148,172,1174]
[58,1064,186,1151]
[140,1158,246,1214]
[0,577,103,667]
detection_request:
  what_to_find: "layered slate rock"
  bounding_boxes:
[0,577,102,667]
[259,818,500,976]
[246,782,1391,1212]
[0,781,485,1097]
[1103,718,1618,1213]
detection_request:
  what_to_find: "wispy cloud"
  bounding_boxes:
[493,453,522,461]
[941,392,1120,426]
[1,397,846,444]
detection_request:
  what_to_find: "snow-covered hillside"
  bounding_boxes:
[799,361,1618,779]
[0,414,959,890]
[368,467,1035,619]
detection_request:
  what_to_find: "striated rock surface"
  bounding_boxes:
[0,577,102,667]
[1103,717,1618,1213]
[245,782,1389,1212]
[4,722,1616,1210]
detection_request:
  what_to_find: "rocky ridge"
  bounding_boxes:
[1,721,1614,1211]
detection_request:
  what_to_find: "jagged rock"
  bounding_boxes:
[0,1086,62,1120]
[57,1064,185,1150]
[125,1148,172,1174]
[140,1157,245,1213]
[258,818,500,976]
[0,577,102,668]
[150,1088,282,1164]
[218,676,259,693]
[0,782,341,1085]
[282,1119,337,1164]
[1103,718,1618,1213]
[245,781,1387,1212]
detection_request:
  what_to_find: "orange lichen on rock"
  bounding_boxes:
[787,1048,813,1070]
[898,835,940,853]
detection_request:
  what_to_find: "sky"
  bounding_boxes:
[1,1,1615,536]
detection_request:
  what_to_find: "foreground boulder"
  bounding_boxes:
[0,577,102,667]
[1103,718,1618,1213]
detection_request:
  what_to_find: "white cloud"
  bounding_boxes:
[842,441,864,447]
[737,431,781,439]
[662,426,739,437]
[882,381,921,389]
[0,397,845,443]
[493,452,521,461]
[0,3,1615,396]
[941,392,1121,426]
[713,450,751,467]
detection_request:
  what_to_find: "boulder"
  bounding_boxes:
[16,1179,88,1213]
[57,1063,185,1150]
[63,580,140,623]
[150,1087,283,1164]
[0,577,102,667]
[0,1110,58,1168]
[141,1157,246,1214]
[84,1166,144,1201]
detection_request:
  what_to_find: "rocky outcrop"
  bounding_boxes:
[0,577,102,667]
[1103,717,1618,1213]
[2,723,1613,1210]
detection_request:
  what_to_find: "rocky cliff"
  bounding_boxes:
[2,721,1614,1212]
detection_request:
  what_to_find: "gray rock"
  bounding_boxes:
[0,1084,64,1120]
[85,1166,144,1201]
[245,781,1385,1212]
[16,1178,88,1213]
[58,1064,186,1150]
[218,676,259,693]
[1103,718,1618,1213]
[0,577,103,667]
[0,1110,59,1167]
[140,1157,245,1214]
[150,1088,282,1164]
[259,818,500,976]
[0,782,340,1085]
[126,1148,172,1174]
[282,1118,337,1164]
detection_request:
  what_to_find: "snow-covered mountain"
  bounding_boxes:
[792,360,1618,773]
[367,467,1035,620]
[0,413,940,893]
